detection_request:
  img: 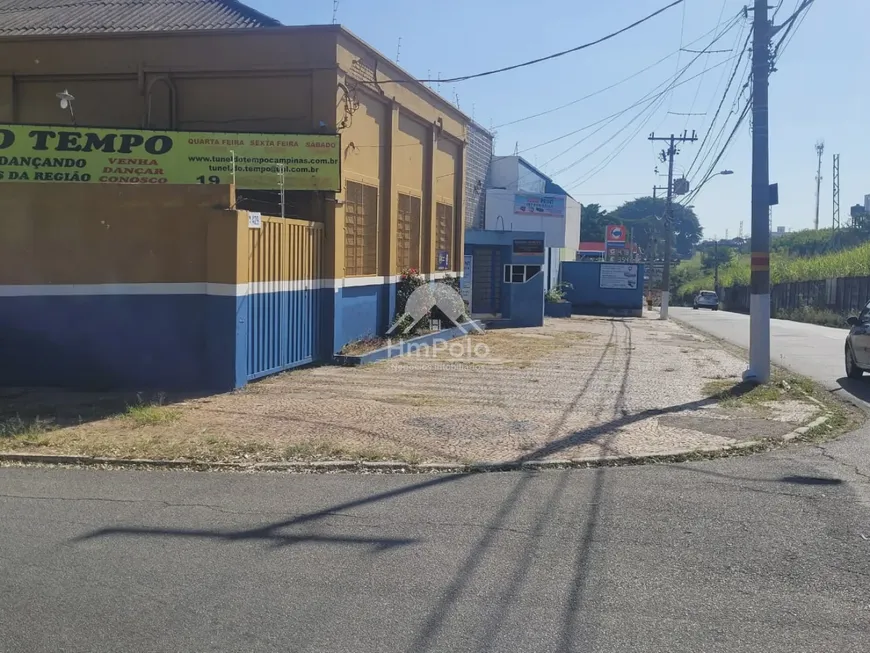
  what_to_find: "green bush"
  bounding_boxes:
[545,281,573,303]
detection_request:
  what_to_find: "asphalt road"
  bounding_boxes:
[3,441,870,653]
[670,307,870,407]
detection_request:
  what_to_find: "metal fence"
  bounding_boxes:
[722,276,870,316]
[247,215,324,380]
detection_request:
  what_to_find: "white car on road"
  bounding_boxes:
[693,291,719,310]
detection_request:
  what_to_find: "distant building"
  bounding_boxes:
[771,226,787,238]
[482,156,580,291]
[577,242,606,261]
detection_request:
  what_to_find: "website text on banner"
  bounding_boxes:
[513,193,565,218]
[0,124,341,191]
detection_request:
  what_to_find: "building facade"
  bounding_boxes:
[0,0,471,390]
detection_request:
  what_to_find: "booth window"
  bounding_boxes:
[397,193,422,272]
[504,265,542,283]
[345,181,379,276]
[435,202,454,267]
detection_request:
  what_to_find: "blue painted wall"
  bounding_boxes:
[329,282,397,354]
[502,271,545,327]
[560,262,645,316]
[0,293,245,391]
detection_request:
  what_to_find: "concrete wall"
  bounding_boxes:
[0,183,246,390]
[560,261,645,317]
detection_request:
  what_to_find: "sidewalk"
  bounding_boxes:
[2,315,823,465]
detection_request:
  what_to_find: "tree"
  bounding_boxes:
[608,197,703,257]
[579,203,608,242]
[701,246,733,271]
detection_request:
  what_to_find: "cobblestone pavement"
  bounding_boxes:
[3,315,821,463]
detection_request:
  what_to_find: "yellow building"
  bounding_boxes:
[0,0,470,390]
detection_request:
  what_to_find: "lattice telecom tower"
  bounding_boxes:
[832,154,841,230]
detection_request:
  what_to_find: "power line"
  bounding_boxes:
[561,75,683,188]
[492,14,739,130]
[686,25,753,177]
[681,0,733,132]
[680,100,751,206]
[685,0,813,200]
[681,48,732,53]
[773,0,815,62]
[563,87,673,189]
[532,17,741,168]
[666,0,688,114]
[372,0,685,84]
[539,54,736,176]
[517,54,737,159]
[544,22,743,182]
[687,75,749,188]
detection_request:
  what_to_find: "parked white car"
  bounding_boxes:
[693,290,719,310]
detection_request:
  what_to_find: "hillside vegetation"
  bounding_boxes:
[675,229,870,300]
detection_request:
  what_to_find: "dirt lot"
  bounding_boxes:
[0,316,824,464]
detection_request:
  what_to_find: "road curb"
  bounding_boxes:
[0,419,828,474]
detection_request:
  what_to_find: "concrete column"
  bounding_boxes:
[424,125,438,274]
[205,197,248,390]
[382,100,400,325]
[455,140,467,275]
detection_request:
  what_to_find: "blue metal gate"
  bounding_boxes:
[247,216,323,381]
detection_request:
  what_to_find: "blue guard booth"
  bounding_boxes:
[463,230,545,328]
[560,261,646,317]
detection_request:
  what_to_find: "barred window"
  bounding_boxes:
[397,193,422,272]
[435,202,454,271]
[344,181,379,276]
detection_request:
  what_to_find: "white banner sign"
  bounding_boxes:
[513,193,566,218]
[600,264,638,290]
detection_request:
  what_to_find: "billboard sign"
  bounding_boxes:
[605,224,626,246]
[0,124,341,190]
[600,264,638,290]
[513,193,566,218]
[513,239,545,255]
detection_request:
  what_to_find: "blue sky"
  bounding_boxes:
[247,0,866,241]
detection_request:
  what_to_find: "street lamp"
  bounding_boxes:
[691,169,733,197]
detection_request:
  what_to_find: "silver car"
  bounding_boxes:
[693,290,719,310]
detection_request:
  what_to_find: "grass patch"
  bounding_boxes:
[339,337,390,356]
[703,374,818,408]
[124,395,181,427]
[0,415,55,442]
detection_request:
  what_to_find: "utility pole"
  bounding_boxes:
[651,185,667,263]
[713,236,720,297]
[832,153,840,230]
[649,131,697,320]
[747,0,772,383]
[814,140,825,229]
